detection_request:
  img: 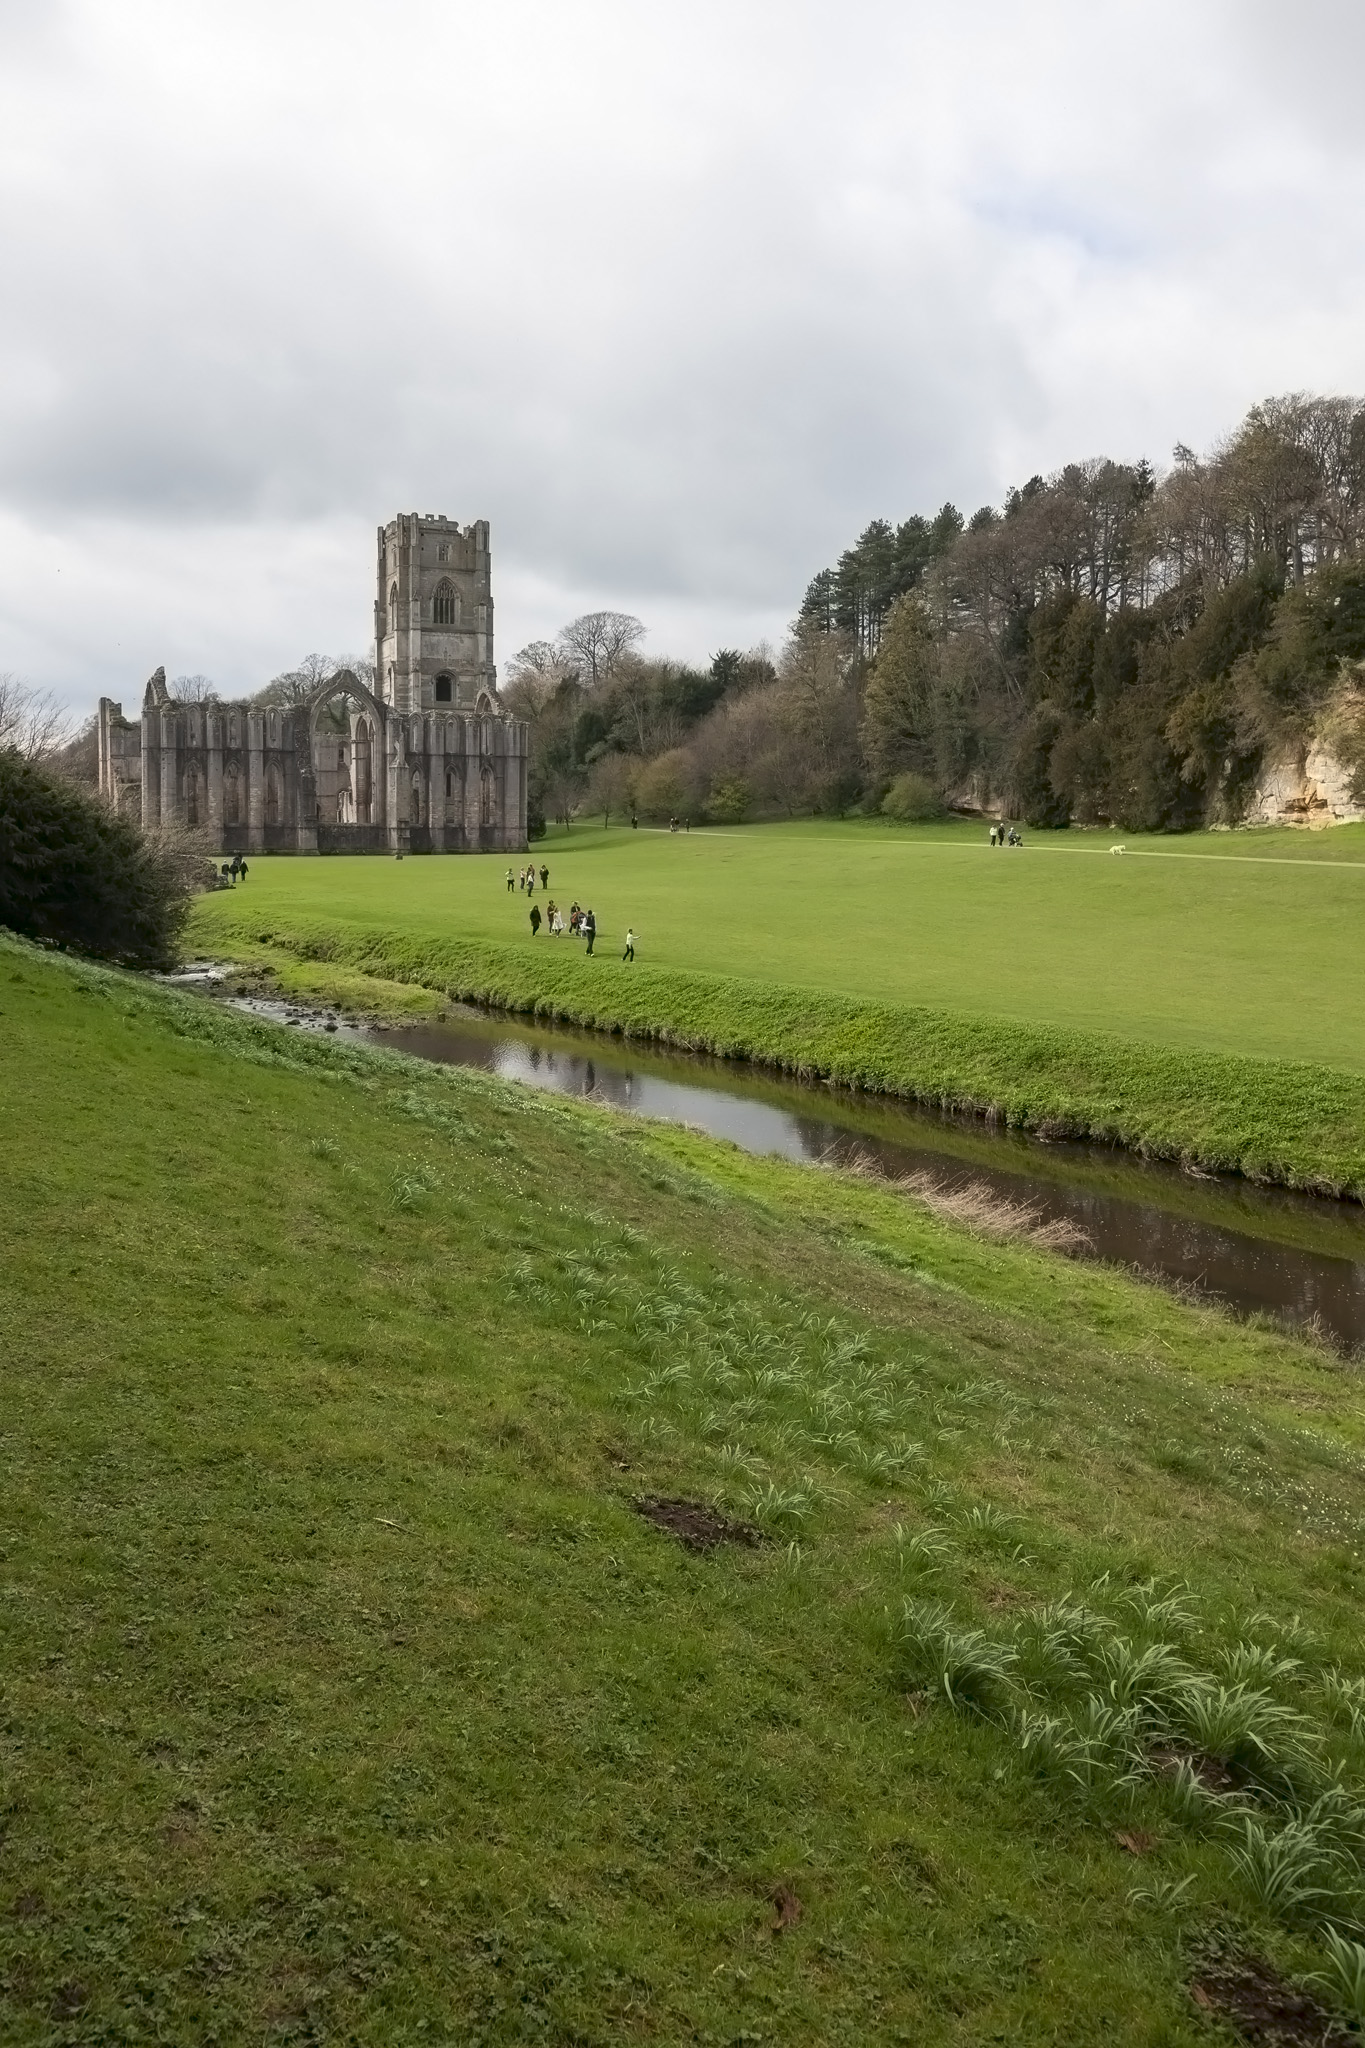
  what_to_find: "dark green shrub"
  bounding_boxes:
[881,771,943,822]
[0,749,193,968]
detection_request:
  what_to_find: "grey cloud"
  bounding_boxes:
[2,0,1364,711]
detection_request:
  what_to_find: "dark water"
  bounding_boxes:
[183,969,1365,1349]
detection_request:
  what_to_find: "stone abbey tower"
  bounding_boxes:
[97,514,529,854]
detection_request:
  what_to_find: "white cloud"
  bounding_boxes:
[1,0,1363,710]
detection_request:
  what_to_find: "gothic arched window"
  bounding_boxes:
[224,767,240,826]
[480,761,496,828]
[265,765,282,825]
[389,582,399,633]
[410,771,423,824]
[433,580,456,626]
[434,673,452,703]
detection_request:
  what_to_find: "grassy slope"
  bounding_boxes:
[190,817,1365,1066]
[3,934,1365,2043]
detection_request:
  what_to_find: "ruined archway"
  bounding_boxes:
[307,670,388,846]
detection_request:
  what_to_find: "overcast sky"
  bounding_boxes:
[2,0,1363,714]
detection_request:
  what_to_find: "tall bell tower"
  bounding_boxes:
[374,513,497,715]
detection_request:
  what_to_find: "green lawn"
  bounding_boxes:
[192,817,1365,1072]
[4,934,1365,2042]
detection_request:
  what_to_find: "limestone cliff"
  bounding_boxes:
[1245,673,1365,828]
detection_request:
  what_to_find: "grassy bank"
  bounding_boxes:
[4,932,1365,2041]
[190,904,1365,1196]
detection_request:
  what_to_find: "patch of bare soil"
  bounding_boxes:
[770,1885,802,1934]
[49,1982,89,2020]
[1190,1949,1350,2046]
[1151,1744,1243,1795]
[634,1496,762,1553]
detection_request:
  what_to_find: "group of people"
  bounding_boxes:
[527,897,599,952]
[217,855,250,884]
[989,824,1024,847]
[509,863,550,894]
[513,875,636,961]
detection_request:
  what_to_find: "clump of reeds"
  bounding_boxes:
[897,1171,1093,1253]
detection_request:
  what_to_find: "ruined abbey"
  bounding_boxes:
[97,514,529,853]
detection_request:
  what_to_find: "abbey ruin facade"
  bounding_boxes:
[97,514,529,853]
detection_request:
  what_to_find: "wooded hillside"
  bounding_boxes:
[513,393,1365,832]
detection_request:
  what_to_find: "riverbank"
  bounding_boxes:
[6,929,1365,2040]
[188,902,1365,1198]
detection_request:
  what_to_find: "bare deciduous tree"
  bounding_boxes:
[0,674,73,760]
[556,611,645,690]
[254,653,342,707]
[504,639,579,718]
[170,674,219,702]
[586,750,637,826]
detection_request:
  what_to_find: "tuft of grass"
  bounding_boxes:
[1127,1874,1195,1913]
[898,1600,1018,1718]
[1215,1641,1304,1689]
[1309,1928,1365,2024]
[1223,1814,1353,1928]
[1172,1681,1322,1797]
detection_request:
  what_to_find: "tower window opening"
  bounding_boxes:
[434,673,452,703]
[389,581,399,632]
[437,543,451,563]
[433,579,457,626]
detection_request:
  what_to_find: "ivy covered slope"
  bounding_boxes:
[194,902,1365,1198]
[4,931,1365,2043]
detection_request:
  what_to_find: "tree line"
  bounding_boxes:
[512,392,1365,833]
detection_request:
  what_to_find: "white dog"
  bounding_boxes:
[1110,844,1127,856]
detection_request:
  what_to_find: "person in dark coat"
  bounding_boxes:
[529,903,542,935]
[539,864,549,888]
[584,909,596,955]
[238,859,249,881]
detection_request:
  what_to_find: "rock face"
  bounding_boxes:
[1246,744,1364,828]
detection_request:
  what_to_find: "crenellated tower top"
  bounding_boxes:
[374,513,497,716]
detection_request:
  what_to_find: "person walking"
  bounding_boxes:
[539,864,549,889]
[238,859,249,882]
[584,909,596,956]
[622,926,635,962]
[529,903,542,936]
[506,867,515,891]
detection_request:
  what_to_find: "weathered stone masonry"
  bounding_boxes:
[97,513,529,854]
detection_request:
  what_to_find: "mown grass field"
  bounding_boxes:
[191,817,1365,1070]
[4,933,1365,2042]
[188,820,1365,1196]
